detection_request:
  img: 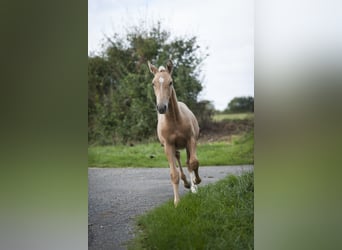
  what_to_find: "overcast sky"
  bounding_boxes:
[88,0,254,110]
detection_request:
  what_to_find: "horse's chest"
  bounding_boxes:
[158,124,189,148]
[172,131,188,148]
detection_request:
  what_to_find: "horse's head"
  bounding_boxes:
[148,60,174,114]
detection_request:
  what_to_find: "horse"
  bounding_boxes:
[147,59,201,206]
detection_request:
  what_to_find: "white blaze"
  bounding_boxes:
[158,77,164,101]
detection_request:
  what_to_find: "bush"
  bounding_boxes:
[225,96,254,113]
[88,22,207,145]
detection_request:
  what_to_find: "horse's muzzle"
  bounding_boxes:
[157,104,167,114]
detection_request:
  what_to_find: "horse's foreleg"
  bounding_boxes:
[175,150,190,189]
[164,145,180,206]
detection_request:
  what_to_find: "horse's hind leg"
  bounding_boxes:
[187,139,201,193]
[175,150,190,189]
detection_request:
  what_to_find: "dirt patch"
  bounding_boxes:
[199,119,254,143]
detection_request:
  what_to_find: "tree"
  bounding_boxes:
[194,100,215,129]
[88,22,207,144]
[225,96,254,113]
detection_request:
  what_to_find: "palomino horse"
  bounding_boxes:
[148,59,201,206]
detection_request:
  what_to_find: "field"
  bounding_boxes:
[88,131,253,167]
[89,112,254,167]
[213,112,254,122]
[128,171,254,250]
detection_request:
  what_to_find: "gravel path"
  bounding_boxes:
[88,165,253,250]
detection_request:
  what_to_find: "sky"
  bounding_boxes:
[88,0,254,111]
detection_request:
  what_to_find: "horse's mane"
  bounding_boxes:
[158,66,166,72]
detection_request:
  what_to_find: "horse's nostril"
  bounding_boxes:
[157,104,167,114]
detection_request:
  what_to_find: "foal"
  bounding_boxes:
[148,59,201,206]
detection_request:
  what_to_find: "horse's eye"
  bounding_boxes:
[169,81,173,86]
[152,82,155,87]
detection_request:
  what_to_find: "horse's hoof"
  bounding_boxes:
[195,177,201,184]
[184,182,191,189]
[191,185,198,193]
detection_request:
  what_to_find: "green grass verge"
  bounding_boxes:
[88,132,254,167]
[213,113,254,122]
[128,171,254,250]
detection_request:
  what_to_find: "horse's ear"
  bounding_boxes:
[166,59,173,75]
[148,61,158,75]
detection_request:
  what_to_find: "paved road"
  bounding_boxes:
[88,165,253,250]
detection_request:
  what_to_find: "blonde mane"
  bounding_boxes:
[158,66,166,72]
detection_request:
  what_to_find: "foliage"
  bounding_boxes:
[88,22,208,144]
[128,171,254,250]
[88,131,254,167]
[225,96,254,113]
[194,100,216,129]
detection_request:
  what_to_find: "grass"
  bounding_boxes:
[213,113,254,122]
[88,132,254,167]
[128,171,254,250]
[198,132,254,166]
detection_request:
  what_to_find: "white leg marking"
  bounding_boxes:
[189,172,198,193]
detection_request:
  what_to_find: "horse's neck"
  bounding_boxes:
[166,87,180,122]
